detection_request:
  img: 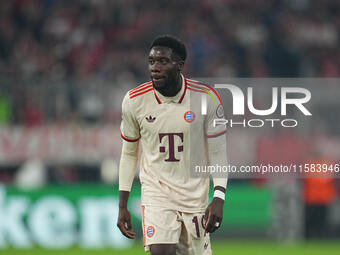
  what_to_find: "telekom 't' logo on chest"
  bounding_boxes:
[159,133,184,162]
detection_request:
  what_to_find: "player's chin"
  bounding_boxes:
[152,79,166,89]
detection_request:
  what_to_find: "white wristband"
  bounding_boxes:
[214,190,225,201]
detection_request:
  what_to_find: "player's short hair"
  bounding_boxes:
[150,35,187,61]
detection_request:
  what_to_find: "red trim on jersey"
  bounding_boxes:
[129,88,154,99]
[187,79,222,104]
[206,129,227,138]
[129,84,153,96]
[129,81,152,94]
[153,89,162,104]
[153,90,162,104]
[178,79,188,103]
[187,86,209,94]
[121,133,139,142]
[142,205,146,246]
[152,76,187,104]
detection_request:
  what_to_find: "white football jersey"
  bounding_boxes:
[120,74,226,212]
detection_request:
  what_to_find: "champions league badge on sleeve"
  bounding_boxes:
[184,111,196,123]
[216,104,224,118]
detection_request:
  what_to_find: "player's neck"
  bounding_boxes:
[156,74,182,97]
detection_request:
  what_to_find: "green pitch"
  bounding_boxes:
[1,241,340,255]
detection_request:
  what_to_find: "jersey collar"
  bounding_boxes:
[153,74,187,104]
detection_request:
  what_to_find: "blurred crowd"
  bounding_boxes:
[0,0,340,125]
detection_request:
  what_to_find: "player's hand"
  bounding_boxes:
[117,207,136,239]
[204,197,224,234]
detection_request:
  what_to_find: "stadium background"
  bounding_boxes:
[0,0,339,254]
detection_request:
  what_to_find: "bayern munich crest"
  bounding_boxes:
[184,111,195,123]
[147,226,155,237]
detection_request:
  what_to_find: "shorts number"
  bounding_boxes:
[192,215,206,238]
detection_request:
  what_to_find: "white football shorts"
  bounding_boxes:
[142,205,212,255]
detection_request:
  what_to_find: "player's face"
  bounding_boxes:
[148,46,181,90]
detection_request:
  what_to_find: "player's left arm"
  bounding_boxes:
[204,93,228,233]
[204,134,227,233]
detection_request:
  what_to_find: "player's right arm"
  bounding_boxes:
[117,93,140,239]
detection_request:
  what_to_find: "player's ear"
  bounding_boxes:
[177,60,184,71]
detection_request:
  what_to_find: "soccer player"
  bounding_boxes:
[117,35,228,255]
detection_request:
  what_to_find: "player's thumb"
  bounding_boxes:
[204,210,211,228]
[126,218,132,230]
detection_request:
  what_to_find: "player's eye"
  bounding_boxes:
[160,58,169,64]
[148,59,155,65]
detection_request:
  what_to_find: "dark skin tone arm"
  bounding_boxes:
[117,191,135,239]
[205,186,227,233]
[204,196,224,234]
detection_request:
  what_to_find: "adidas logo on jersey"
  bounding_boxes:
[146,115,156,123]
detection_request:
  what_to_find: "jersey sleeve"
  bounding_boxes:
[205,91,228,189]
[119,139,139,191]
[205,92,227,138]
[120,93,140,142]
